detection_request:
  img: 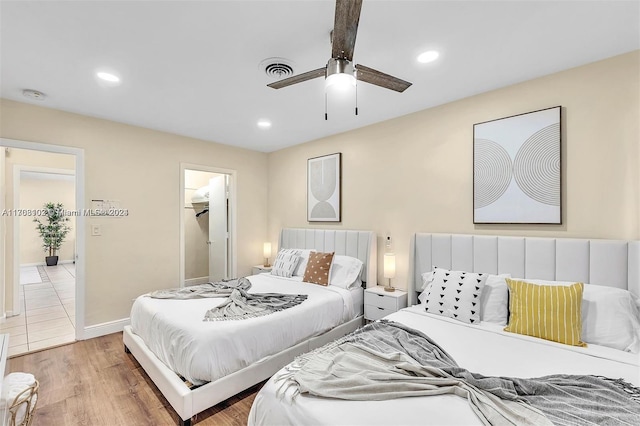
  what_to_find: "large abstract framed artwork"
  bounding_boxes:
[307,153,341,222]
[473,106,561,224]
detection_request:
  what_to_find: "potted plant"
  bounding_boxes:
[33,202,71,266]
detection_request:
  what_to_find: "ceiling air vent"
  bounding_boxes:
[260,58,295,79]
[23,89,46,101]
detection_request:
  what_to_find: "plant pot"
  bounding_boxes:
[45,256,59,266]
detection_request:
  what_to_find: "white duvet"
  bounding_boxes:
[130,274,355,385]
[249,305,640,426]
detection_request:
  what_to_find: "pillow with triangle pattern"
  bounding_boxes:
[422,267,488,324]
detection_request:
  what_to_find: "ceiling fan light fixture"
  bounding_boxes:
[325,58,356,91]
[325,73,356,91]
[417,50,440,64]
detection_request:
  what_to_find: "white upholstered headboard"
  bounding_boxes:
[279,228,377,286]
[409,233,640,306]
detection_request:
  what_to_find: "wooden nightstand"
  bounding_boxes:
[252,265,272,275]
[364,286,408,321]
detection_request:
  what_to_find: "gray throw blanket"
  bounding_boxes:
[147,278,307,321]
[147,277,252,299]
[276,320,640,426]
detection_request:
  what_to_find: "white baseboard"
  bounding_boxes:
[185,276,209,286]
[83,318,130,340]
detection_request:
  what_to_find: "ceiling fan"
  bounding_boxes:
[267,0,412,98]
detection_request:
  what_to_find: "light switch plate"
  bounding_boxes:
[91,224,101,236]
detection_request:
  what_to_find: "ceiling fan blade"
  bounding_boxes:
[331,0,363,61]
[355,64,412,93]
[267,67,326,89]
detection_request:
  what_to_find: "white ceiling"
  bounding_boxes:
[1,1,638,152]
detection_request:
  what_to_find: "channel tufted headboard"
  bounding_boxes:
[409,233,640,306]
[279,228,377,287]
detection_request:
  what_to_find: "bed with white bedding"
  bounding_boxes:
[130,274,358,385]
[248,233,640,426]
[123,228,376,425]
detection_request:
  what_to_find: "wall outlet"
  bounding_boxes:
[91,224,101,236]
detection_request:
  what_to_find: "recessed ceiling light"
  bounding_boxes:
[257,119,272,129]
[417,50,439,64]
[96,71,121,83]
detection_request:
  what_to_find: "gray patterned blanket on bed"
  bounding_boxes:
[147,278,307,321]
[276,320,640,426]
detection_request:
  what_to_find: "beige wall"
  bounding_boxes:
[1,100,268,326]
[3,148,75,312]
[267,51,640,291]
[1,51,637,325]
[20,177,76,264]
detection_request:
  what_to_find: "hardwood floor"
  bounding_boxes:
[7,332,263,426]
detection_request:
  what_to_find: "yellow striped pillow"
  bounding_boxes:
[504,279,586,347]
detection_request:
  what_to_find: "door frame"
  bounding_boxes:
[0,147,5,318]
[179,163,237,287]
[0,138,86,340]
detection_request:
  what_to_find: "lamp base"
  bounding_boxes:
[383,285,395,292]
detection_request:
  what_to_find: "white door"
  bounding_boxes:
[208,175,227,282]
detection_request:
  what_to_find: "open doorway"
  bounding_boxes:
[180,164,237,287]
[0,140,85,357]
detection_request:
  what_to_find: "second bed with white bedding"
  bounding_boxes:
[249,306,640,426]
[130,273,359,385]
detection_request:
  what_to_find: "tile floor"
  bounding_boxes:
[1,263,76,357]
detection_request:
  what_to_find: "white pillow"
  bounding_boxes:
[582,285,640,352]
[418,271,434,292]
[422,267,488,324]
[270,252,301,278]
[329,255,363,289]
[293,249,312,276]
[419,270,509,325]
[479,274,511,325]
[514,278,640,352]
[278,248,301,257]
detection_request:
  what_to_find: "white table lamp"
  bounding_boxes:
[263,242,272,267]
[384,253,396,292]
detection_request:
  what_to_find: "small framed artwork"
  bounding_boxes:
[307,152,341,222]
[473,106,561,224]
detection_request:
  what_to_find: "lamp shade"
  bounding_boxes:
[263,242,272,258]
[325,72,356,91]
[384,253,396,279]
[325,58,356,93]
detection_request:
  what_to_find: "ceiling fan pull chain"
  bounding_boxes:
[325,92,328,121]
[355,78,358,116]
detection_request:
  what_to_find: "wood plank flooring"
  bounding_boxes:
[7,332,263,426]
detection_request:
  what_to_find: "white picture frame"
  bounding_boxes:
[307,153,341,222]
[473,106,561,224]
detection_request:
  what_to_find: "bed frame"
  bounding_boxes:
[409,233,640,305]
[123,228,376,425]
